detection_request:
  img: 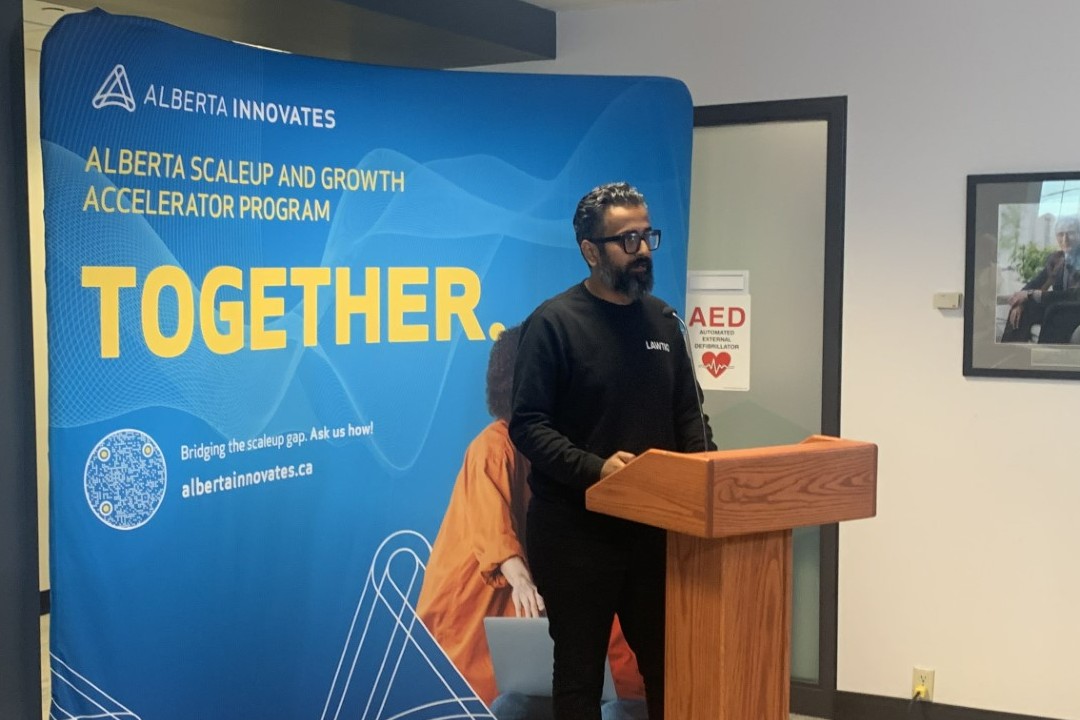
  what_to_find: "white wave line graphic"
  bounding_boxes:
[321,530,493,720]
[323,532,430,720]
[366,550,422,720]
[323,573,375,720]
[50,700,76,719]
[50,653,142,720]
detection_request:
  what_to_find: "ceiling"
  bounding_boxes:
[23,1,77,51]
[23,0,676,66]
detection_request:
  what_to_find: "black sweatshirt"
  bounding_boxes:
[509,282,714,509]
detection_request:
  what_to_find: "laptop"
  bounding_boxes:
[483,616,618,701]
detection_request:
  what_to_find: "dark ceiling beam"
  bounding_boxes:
[53,0,555,68]
[343,0,555,61]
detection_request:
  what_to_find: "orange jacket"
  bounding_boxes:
[416,420,644,704]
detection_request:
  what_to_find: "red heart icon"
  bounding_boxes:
[702,351,731,378]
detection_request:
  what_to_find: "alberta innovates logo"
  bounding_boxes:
[90,62,338,129]
[92,64,136,112]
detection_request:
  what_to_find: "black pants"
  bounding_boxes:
[1000,301,1044,342]
[526,498,666,720]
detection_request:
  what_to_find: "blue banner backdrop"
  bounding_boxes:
[41,11,692,720]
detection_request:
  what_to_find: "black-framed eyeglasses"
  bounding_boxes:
[589,229,662,254]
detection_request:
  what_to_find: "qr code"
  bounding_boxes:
[84,429,167,530]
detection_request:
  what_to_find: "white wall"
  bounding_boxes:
[486,1,1080,718]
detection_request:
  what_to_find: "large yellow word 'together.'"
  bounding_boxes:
[82,265,486,358]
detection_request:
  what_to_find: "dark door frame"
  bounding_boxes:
[693,95,847,720]
[1,0,43,719]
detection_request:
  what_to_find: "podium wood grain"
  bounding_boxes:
[667,531,791,719]
[586,436,877,538]
[586,435,877,720]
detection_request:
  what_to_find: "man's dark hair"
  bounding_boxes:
[573,182,647,243]
[486,324,522,421]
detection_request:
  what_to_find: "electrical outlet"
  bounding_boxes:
[911,667,935,701]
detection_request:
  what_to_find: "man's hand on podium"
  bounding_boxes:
[601,451,636,478]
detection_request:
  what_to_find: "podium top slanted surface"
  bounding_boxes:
[585,435,877,538]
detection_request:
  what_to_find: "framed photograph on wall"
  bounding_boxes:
[964,171,1080,379]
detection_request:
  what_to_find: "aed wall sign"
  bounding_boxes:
[685,270,750,391]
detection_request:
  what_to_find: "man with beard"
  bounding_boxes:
[509,182,714,720]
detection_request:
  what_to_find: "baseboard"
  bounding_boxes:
[40,589,49,615]
[835,691,1064,720]
[792,682,835,718]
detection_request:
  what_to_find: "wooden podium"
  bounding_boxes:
[585,435,877,720]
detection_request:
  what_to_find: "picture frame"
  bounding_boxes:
[964,171,1080,379]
